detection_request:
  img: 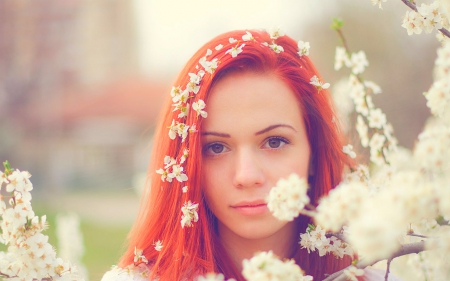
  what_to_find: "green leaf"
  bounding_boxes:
[307,223,316,233]
[331,18,344,31]
[3,160,12,176]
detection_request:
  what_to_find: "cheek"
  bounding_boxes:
[201,162,227,211]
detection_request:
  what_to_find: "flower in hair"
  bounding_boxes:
[310,75,330,91]
[192,100,208,118]
[156,168,170,182]
[168,120,189,141]
[173,102,190,118]
[269,42,284,53]
[297,41,310,57]
[199,57,219,74]
[181,201,199,228]
[133,247,148,265]
[242,31,255,41]
[180,148,189,164]
[269,27,285,39]
[215,44,223,50]
[226,43,245,58]
[153,240,163,252]
[169,164,188,182]
[187,71,204,94]
[229,37,237,43]
[163,156,176,168]
[171,88,189,104]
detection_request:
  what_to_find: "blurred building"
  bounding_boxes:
[0,0,165,191]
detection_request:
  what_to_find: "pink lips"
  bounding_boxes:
[231,200,268,216]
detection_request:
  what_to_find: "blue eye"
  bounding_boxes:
[263,137,288,149]
[204,143,229,156]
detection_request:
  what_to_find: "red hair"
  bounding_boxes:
[119,29,354,280]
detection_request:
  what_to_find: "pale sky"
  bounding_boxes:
[133,0,339,78]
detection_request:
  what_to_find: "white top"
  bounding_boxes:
[101,265,402,281]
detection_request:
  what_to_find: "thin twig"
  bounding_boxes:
[384,259,392,281]
[401,0,418,12]
[323,241,427,281]
[408,233,429,239]
[326,232,349,244]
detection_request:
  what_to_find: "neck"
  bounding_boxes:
[217,221,298,273]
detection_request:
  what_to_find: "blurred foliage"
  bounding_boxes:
[0,203,130,281]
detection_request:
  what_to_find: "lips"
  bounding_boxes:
[231,200,268,215]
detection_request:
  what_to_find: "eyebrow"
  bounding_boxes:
[201,124,297,138]
[255,124,297,135]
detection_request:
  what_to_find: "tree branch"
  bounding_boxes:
[326,232,349,244]
[401,0,418,12]
[323,241,427,281]
[384,259,392,281]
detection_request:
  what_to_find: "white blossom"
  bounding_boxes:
[197,273,235,281]
[335,46,349,71]
[344,266,365,281]
[315,181,369,232]
[199,57,219,74]
[356,115,369,147]
[242,251,312,281]
[266,174,309,221]
[343,144,357,158]
[181,201,199,228]
[350,51,369,75]
[269,27,285,39]
[153,240,163,252]
[402,10,424,35]
[297,41,310,57]
[133,247,148,264]
[168,164,188,183]
[225,44,245,58]
[367,108,387,129]
[192,100,208,118]
[310,75,330,91]
[269,42,284,53]
[242,31,254,41]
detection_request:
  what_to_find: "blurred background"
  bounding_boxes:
[0,0,443,279]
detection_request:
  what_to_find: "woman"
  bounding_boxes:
[101,29,391,281]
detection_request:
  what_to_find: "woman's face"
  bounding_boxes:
[201,71,311,242]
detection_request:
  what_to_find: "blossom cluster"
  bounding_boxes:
[401,1,450,36]
[334,46,398,165]
[299,225,354,259]
[266,173,310,221]
[424,42,450,122]
[242,251,312,281]
[0,164,85,281]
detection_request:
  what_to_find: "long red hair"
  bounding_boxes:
[119,29,354,280]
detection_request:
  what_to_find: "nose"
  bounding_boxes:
[232,148,265,188]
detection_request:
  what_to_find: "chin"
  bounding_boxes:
[226,216,290,240]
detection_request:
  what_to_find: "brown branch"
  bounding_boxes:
[384,259,392,281]
[407,233,429,239]
[326,232,349,244]
[323,241,427,281]
[439,28,450,38]
[401,0,418,12]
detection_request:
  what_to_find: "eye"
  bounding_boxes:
[204,143,229,156]
[263,137,289,149]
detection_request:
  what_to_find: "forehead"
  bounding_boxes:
[203,71,305,132]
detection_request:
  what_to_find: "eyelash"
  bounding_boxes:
[203,136,290,157]
[262,136,290,149]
